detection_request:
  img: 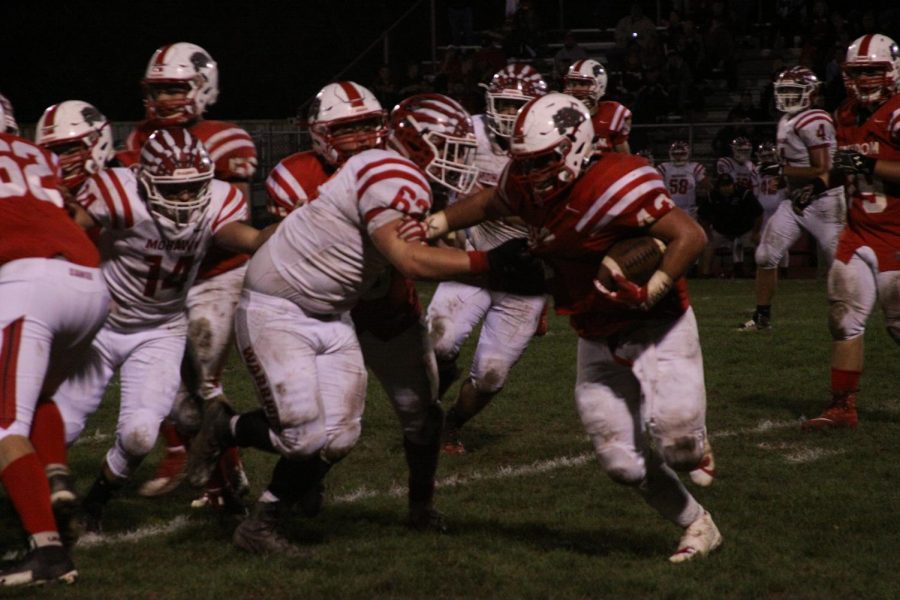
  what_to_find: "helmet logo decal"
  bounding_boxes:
[190,52,211,73]
[81,106,103,126]
[553,106,585,135]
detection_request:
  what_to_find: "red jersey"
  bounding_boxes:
[265,150,421,340]
[591,101,632,153]
[498,153,690,339]
[128,119,257,279]
[833,94,900,272]
[0,133,99,268]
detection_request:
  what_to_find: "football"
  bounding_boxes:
[595,236,667,290]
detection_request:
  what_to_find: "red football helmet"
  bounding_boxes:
[387,93,479,194]
[843,33,900,106]
[142,42,219,125]
[0,93,19,135]
[773,66,820,114]
[508,93,594,204]
[731,137,753,163]
[138,128,213,227]
[308,81,387,166]
[668,141,690,166]
[36,101,114,191]
[484,63,548,138]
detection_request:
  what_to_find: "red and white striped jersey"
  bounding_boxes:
[834,94,900,272]
[0,133,100,268]
[498,152,690,338]
[265,148,432,315]
[127,119,257,181]
[716,156,758,194]
[76,168,247,330]
[264,150,332,218]
[590,101,632,153]
[657,161,706,218]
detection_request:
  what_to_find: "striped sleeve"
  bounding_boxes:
[76,170,134,229]
[204,127,257,180]
[211,185,249,233]
[795,110,835,150]
[265,161,309,217]
[355,157,432,233]
[610,103,632,141]
[693,162,706,180]
[715,158,730,175]
[889,107,900,144]
[575,165,672,234]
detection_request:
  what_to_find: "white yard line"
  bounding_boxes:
[68,419,807,548]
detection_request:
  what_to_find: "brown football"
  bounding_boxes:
[595,236,667,290]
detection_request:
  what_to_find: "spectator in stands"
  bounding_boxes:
[615,43,645,106]
[553,31,589,84]
[472,32,507,82]
[727,91,764,123]
[398,61,432,97]
[698,173,763,278]
[663,51,694,117]
[758,57,786,120]
[615,3,658,53]
[632,68,670,123]
[371,64,399,109]
[823,44,846,111]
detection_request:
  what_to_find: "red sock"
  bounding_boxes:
[0,453,57,536]
[831,368,861,395]
[29,399,67,467]
[161,418,186,453]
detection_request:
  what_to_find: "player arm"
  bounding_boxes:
[67,202,99,230]
[213,222,278,254]
[783,146,830,183]
[873,159,900,184]
[613,140,631,154]
[425,186,511,240]
[371,217,481,280]
[646,207,708,281]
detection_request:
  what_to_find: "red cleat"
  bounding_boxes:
[138,449,187,497]
[802,393,858,430]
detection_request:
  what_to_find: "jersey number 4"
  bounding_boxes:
[143,255,195,298]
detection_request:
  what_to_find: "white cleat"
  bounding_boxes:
[669,511,722,563]
[689,441,716,487]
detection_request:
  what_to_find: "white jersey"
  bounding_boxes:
[755,171,788,220]
[464,114,526,251]
[776,109,844,201]
[716,156,758,195]
[658,161,706,218]
[264,148,431,315]
[77,168,247,331]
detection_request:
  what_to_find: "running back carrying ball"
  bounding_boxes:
[595,236,666,290]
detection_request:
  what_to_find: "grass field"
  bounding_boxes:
[1,278,898,599]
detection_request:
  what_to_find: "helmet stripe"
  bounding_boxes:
[338,81,365,108]
[155,44,173,66]
[42,104,59,128]
[857,34,874,58]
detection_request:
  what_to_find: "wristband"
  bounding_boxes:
[467,251,490,274]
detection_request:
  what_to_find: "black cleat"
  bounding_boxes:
[233,501,305,557]
[0,544,77,587]
[186,399,235,488]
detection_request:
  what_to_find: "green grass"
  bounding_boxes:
[2,278,899,599]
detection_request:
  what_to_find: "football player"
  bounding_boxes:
[0,96,110,587]
[658,141,708,220]
[428,63,549,454]
[803,34,900,429]
[740,67,846,331]
[264,81,446,530]
[50,129,274,534]
[185,93,544,555]
[425,93,722,563]
[716,136,759,194]
[563,58,632,154]
[126,43,258,509]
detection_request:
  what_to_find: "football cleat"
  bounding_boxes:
[47,469,82,549]
[688,440,716,487]
[137,448,187,497]
[441,426,466,455]
[408,506,447,533]
[0,544,77,587]
[233,501,304,557]
[738,313,770,331]
[802,393,858,430]
[298,480,325,518]
[669,511,723,563]
[186,399,235,488]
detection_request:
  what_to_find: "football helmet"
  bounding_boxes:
[142,42,219,125]
[756,141,778,164]
[387,93,479,194]
[308,81,387,166]
[138,128,213,227]
[0,93,19,135]
[843,33,900,106]
[36,101,114,191]
[669,141,690,166]
[508,93,594,203]
[731,137,753,162]
[484,63,548,138]
[562,59,608,111]
[635,149,655,166]
[773,66,820,114]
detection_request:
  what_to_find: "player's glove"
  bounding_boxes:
[396,216,427,244]
[594,271,673,311]
[789,177,827,215]
[469,238,546,296]
[758,162,783,177]
[832,149,877,178]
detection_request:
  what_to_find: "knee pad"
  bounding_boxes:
[276,426,327,461]
[754,243,781,270]
[321,422,361,463]
[428,317,457,361]
[597,442,646,486]
[472,361,510,394]
[119,412,162,458]
[659,432,704,472]
[828,301,865,341]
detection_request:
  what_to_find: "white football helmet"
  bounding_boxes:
[669,141,690,166]
[388,93,479,194]
[843,33,900,106]
[773,66,820,114]
[562,59,608,112]
[756,141,778,164]
[308,81,387,166]
[142,42,219,125]
[483,63,548,138]
[36,101,114,191]
[508,93,594,203]
[731,137,753,163]
[138,128,213,227]
[0,93,19,135]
